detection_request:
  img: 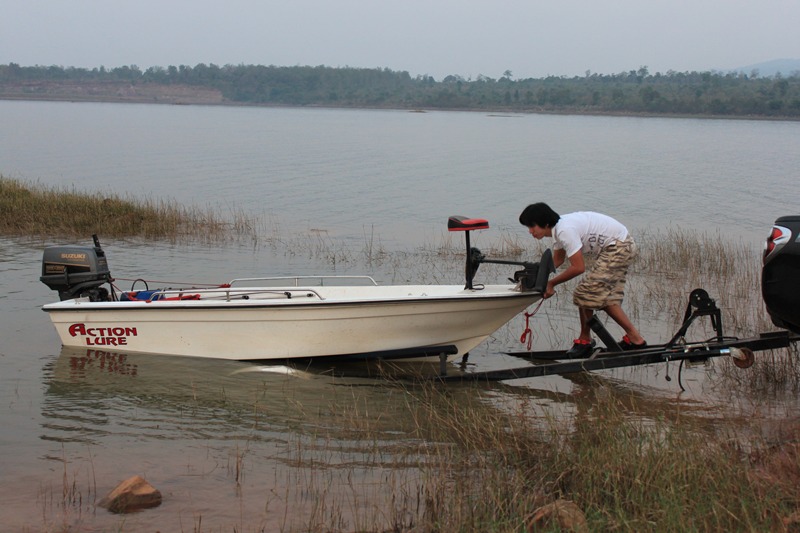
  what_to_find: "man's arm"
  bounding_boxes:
[544,250,585,299]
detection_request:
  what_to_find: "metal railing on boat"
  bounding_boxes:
[228,275,379,287]
[130,276,380,302]
[127,286,328,302]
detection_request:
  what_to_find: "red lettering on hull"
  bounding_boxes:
[68,323,137,346]
[86,337,128,346]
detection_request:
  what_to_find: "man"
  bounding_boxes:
[519,202,646,356]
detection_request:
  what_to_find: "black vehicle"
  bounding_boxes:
[762,216,800,334]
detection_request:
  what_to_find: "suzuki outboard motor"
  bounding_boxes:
[40,234,113,301]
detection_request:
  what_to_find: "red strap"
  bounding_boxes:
[519,300,544,351]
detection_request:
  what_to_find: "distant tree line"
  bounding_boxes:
[2,62,799,118]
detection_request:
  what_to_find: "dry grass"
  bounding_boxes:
[0,175,242,242]
[263,379,800,532]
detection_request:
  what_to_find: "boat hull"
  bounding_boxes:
[43,285,539,361]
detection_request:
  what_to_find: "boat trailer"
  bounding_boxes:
[433,288,800,386]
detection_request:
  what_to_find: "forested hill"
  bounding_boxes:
[2,63,799,119]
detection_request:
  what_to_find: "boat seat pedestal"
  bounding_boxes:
[448,216,490,289]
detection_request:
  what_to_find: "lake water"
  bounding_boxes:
[1,100,799,531]
[2,100,798,245]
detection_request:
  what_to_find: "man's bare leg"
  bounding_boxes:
[603,304,645,344]
[578,307,594,341]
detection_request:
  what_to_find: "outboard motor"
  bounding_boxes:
[40,234,113,301]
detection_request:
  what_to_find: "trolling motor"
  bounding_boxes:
[40,234,114,301]
[447,216,554,292]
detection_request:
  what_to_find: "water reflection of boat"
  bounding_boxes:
[49,346,350,406]
[51,345,452,387]
[40,219,553,362]
[48,346,310,418]
[44,346,447,445]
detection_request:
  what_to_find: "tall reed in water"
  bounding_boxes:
[0,175,236,241]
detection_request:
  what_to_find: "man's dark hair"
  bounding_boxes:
[519,202,560,228]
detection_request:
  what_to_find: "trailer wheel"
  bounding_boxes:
[732,347,755,369]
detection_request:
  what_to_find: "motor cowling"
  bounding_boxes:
[513,249,555,293]
[513,263,542,291]
[40,236,112,301]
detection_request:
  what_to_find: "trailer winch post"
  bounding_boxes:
[584,289,726,358]
[667,288,724,346]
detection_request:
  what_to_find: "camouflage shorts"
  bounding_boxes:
[572,237,635,310]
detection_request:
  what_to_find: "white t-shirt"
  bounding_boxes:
[552,212,629,257]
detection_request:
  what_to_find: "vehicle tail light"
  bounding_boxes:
[764,225,790,262]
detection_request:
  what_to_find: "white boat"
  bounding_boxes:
[41,217,553,362]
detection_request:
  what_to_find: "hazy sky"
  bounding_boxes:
[2,0,798,80]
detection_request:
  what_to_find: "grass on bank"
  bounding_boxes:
[389,382,800,532]
[0,175,237,241]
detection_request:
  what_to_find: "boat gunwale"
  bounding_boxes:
[42,287,539,313]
